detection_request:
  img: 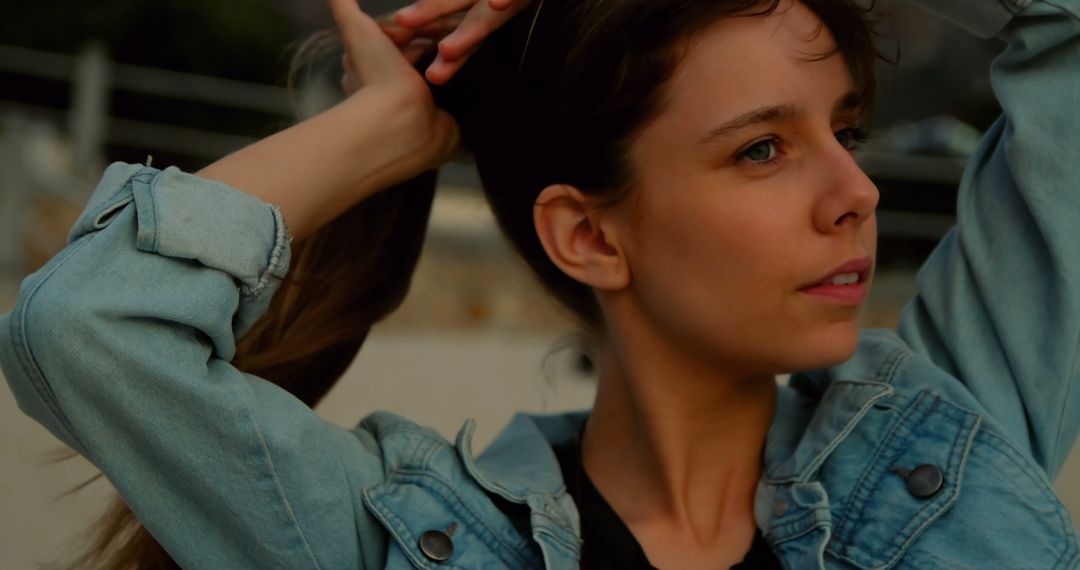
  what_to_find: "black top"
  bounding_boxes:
[552,428,783,569]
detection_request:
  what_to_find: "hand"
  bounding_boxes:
[392,0,533,85]
[340,15,460,96]
[195,0,470,240]
[329,0,460,172]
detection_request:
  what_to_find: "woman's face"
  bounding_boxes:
[614,0,879,375]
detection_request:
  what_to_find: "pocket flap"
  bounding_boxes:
[829,390,981,569]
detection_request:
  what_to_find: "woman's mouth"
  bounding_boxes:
[799,279,868,303]
[798,257,873,304]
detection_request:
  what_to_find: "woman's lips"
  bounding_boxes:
[798,282,869,304]
[798,255,873,305]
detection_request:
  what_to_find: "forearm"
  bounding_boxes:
[196,89,430,240]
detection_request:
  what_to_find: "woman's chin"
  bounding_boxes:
[785,322,862,373]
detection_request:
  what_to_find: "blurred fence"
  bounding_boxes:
[0,43,486,278]
[0,42,295,276]
[0,43,294,170]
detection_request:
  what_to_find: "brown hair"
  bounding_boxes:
[51,1,886,567]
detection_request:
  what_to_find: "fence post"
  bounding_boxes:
[68,41,110,178]
[0,115,28,278]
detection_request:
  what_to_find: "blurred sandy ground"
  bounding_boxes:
[0,191,1078,568]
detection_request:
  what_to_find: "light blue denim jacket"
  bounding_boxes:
[3,0,1080,568]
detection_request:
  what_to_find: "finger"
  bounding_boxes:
[394,0,476,28]
[405,13,465,39]
[340,51,363,95]
[401,38,436,66]
[381,11,466,48]
[327,0,411,79]
[340,41,430,93]
[339,51,361,94]
[341,70,362,95]
[374,16,459,75]
[488,0,517,9]
[328,0,372,41]
[424,43,478,85]
[436,0,528,61]
[377,17,416,46]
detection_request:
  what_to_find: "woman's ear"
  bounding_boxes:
[533,184,630,291]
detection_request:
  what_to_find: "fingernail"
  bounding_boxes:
[425,59,444,84]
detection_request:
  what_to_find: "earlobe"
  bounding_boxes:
[533,184,630,291]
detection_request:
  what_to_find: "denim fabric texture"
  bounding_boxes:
[3,0,1080,567]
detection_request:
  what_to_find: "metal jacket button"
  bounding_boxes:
[418,530,454,562]
[891,464,945,499]
[773,497,789,517]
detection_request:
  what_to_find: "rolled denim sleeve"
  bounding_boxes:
[0,163,385,568]
[897,0,1080,479]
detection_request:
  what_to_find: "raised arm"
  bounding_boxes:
[0,1,464,566]
[896,0,1080,479]
[196,0,461,239]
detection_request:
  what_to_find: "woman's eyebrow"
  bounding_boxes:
[834,90,864,115]
[698,90,862,145]
[699,104,801,145]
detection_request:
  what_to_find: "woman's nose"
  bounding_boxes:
[814,147,880,234]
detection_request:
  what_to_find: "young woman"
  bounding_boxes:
[2,0,1078,567]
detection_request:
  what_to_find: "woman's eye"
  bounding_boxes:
[737,138,779,164]
[836,127,870,150]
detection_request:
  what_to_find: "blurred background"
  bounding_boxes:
[0,0,1076,567]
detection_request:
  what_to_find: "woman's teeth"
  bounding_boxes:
[825,272,860,285]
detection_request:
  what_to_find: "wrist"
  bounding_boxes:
[194,85,452,240]
[337,85,457,191]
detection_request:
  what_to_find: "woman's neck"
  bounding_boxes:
[581,334,778,566]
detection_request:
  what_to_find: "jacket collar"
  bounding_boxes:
[454,410,589,502]
[763,379,894,483]
[764,330,908,482]
[455,411,590,569]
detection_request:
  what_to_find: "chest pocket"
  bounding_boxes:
[362,470,544,570]
[827,390,1080,569]
[823,390,979,568]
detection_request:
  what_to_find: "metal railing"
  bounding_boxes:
[0,43,303,170]
[0,42,307,276]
